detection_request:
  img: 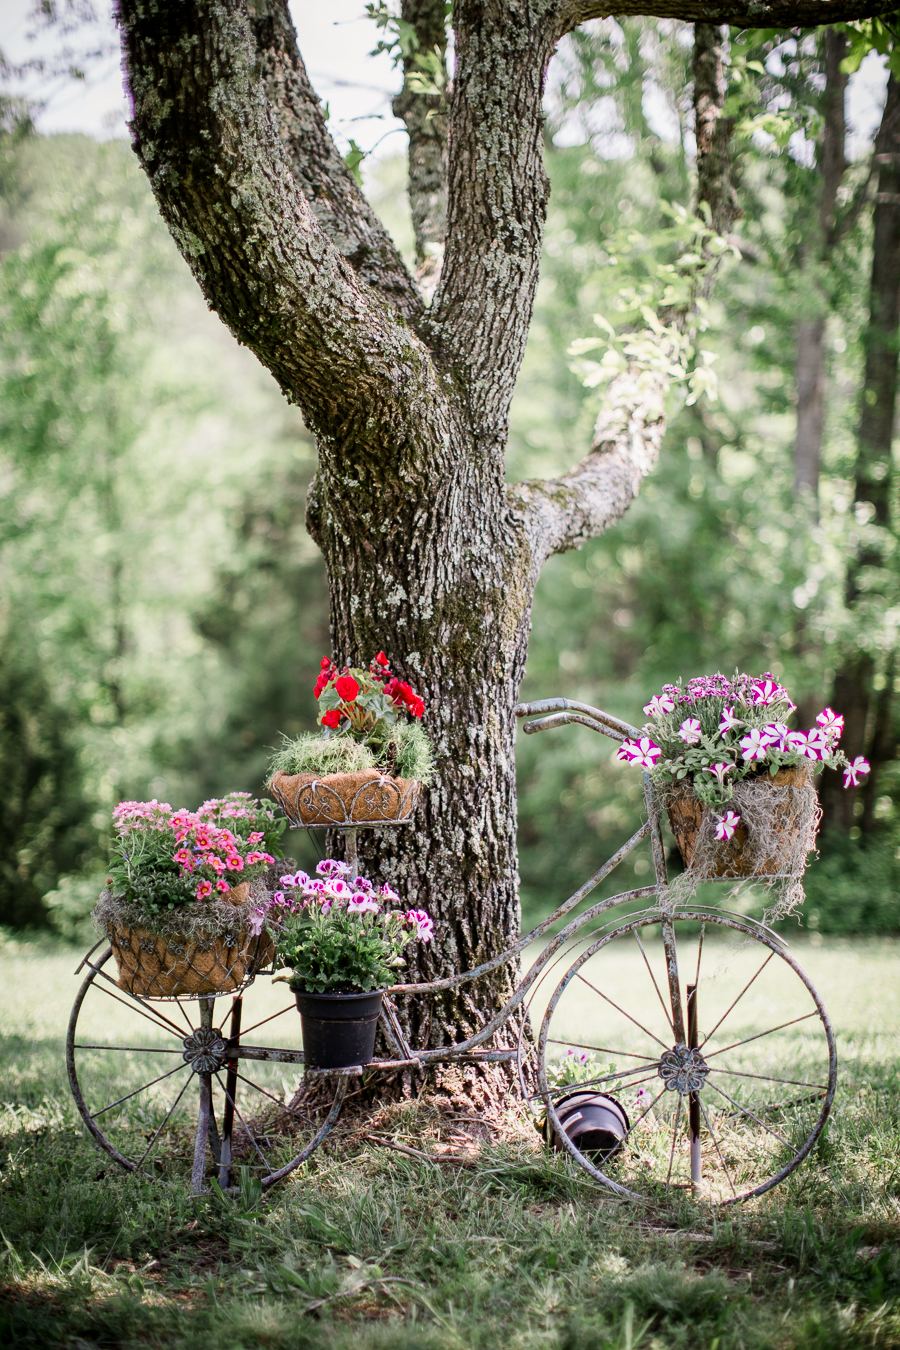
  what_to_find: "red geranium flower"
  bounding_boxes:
[320,656,331,669]
[375,652,389,666]
[322,709,342,728]
[334,674,360,702]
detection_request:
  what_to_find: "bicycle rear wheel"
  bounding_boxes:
[537,910,836,1203]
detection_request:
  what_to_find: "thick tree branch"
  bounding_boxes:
[562,0,899,30]
[116,0,442,459]
[246,0,423,323]
[391,0,450,297]
[428,0,557,445]
[693,23,739,247]
[509,368,669,566]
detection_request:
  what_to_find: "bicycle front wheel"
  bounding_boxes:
[537,910,836,1204]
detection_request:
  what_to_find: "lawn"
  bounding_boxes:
[1,930,900,1348]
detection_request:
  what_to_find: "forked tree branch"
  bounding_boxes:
[116,0,442,455]
[515,21,736,558]
[562,0,900,30]
[246,0,423,323]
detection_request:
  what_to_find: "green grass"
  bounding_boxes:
[2,932,900,1347]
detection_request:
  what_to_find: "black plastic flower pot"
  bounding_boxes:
[543,1088,630,1163]
[293,989,384,1069]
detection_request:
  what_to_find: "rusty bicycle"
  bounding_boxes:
[67,694,836,1203]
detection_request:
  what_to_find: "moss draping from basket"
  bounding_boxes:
[652,771,821,920]
[93,877,267,949]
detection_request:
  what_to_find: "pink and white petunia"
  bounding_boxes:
[616,741,640,764]
[843,756,870,787]
[749,679,782,706]
[816,708,844,743]
[678,718,703,745]
[739,728,769,761]
[715,810,741,841]
[619,737,662,769]
[643,693,676,717]
[760,722,791,751]
[786,730,823,759]
[719,706,744,735]
[804,728,830,760]
[703,762,733,787]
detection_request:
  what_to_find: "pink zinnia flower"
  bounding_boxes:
[844,756,870,787]
[678,718,702,745]
[715,810,741,841]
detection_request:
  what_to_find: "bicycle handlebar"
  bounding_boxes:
[514,696,641,741]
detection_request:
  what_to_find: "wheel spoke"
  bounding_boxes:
[83,959,190,1037]
[89,979,185,1039]
[693,921,705,991]
[213,1072,273,1172]
[623,1084,669,1136]
[575,972,670,1050]
[698,1096,737,1199]
[134,1072,195,1169]
[93,1060,190,1118]
[231,1067,323,1125]
[698,952,775,1050]
[547,1038,657,1062]
[704,1080,791,1148]
[703,1011,818,1060]
[237,1004,298,1038]
[665,1096,684,1190]
[73,1044,183,1054]
[535,1066,661,1104]
[632,930,675,1036]
[707,1065,828,1091]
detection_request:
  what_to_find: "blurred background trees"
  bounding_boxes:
[2,18,899,937]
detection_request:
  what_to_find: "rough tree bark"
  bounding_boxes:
[114,0,893,1089]
[820,72,900,836]
[794,28,848,502]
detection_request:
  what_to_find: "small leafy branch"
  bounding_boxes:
[568,203,738,411]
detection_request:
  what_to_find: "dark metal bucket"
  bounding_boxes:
[294,989,383,1069]
[545,1088,630,1162]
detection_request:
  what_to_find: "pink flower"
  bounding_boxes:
[804,728,830,760]
[405,909,434,942]
[348,893,379,914]
[379,884,401,904]
[739,729,769,762]
[702,762,733,787]
[844,756,870,787]
[749,679,783,707]
[719,706,744,735]
[760,722,791,751]
[248,832,265,844]
[195,879,213,899]
[173,848,193,867]
[245,852,265,865]
[226,854,245,871]
[616,737,661,770]
[215,879,231,894]
[204,855,227,874]
[786,730,821,759]
[643,694,675,716]
[317,859,352,878]
[715,810,741,841]
[816,708,844,743]
[678,718,702,745]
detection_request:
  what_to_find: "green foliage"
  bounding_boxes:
[3,938,900,1346]
[804,833,900,934]
[273,905,413,994]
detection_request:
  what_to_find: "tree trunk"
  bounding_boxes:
[792,28,847,504]
[820,72,900,836]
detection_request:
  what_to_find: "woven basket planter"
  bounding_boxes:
[666,765,816,880]
[106,881,275,999]
[270,768,420,827]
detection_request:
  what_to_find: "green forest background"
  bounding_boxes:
[2,20,900,940]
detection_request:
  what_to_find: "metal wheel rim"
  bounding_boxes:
[537,909,837,1205]
[66,947,346,1191]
